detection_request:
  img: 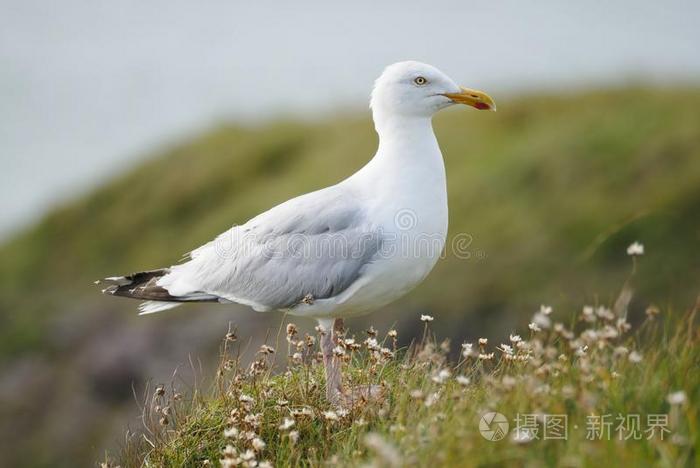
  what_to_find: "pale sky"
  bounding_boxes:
[1,0,699,239]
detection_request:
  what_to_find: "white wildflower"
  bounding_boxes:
[240,449,256,462]
[532,311,551,329]
[627,241,645,256]
[365,337,380,350]
[509,334,522,344]
[628,351,643,363]
[244,413,261,427]
[239,394,254,404]
[456,375,471,386]
[528,322,541,332]
[222,444,237,457]
[600,325,618,339]
[617,317,632,333]
[499,343,514,355]
[323,410,339,421]
[461,342,474,358]
[667,391,687,406]
[540,305,553,315]
[424,392,440,407]
[278,418,295,431]
[432,368,451,384]
[478,337,488,346]
[291,407,313,418]
[251,437,266,452]
[420,314,434,322]
[582,306,596,322]
[596,306,615,321]
[223,427,239,438]
[288,430,300,445]
[241,430,256,442]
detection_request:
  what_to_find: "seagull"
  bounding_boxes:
[99,61,495,404]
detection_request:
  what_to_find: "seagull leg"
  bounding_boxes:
[320,318,386,407]
[320,318,344,403]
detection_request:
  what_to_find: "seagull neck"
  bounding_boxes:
[349,112,445,196]
[373,114,439,160]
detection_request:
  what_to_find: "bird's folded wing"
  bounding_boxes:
[157,185,382,311]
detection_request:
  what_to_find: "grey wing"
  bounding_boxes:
[157,185,382,311]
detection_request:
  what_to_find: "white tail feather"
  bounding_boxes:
[138,301,183,315]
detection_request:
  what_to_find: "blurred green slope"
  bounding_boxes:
[1,87,699,358]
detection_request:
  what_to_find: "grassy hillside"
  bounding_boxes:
[107,302,699,467]
[0,87,699,466]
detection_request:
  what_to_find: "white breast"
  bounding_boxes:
[294,115,449,319]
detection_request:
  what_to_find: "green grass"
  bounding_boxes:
[107,288,699,467]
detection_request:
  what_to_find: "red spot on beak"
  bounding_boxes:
[474,102,491,110]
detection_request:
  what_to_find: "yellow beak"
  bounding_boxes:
[442,87,496,111]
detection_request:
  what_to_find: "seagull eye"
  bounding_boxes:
[414,76,427,86]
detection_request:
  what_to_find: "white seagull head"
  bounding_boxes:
[370,61,496,120]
